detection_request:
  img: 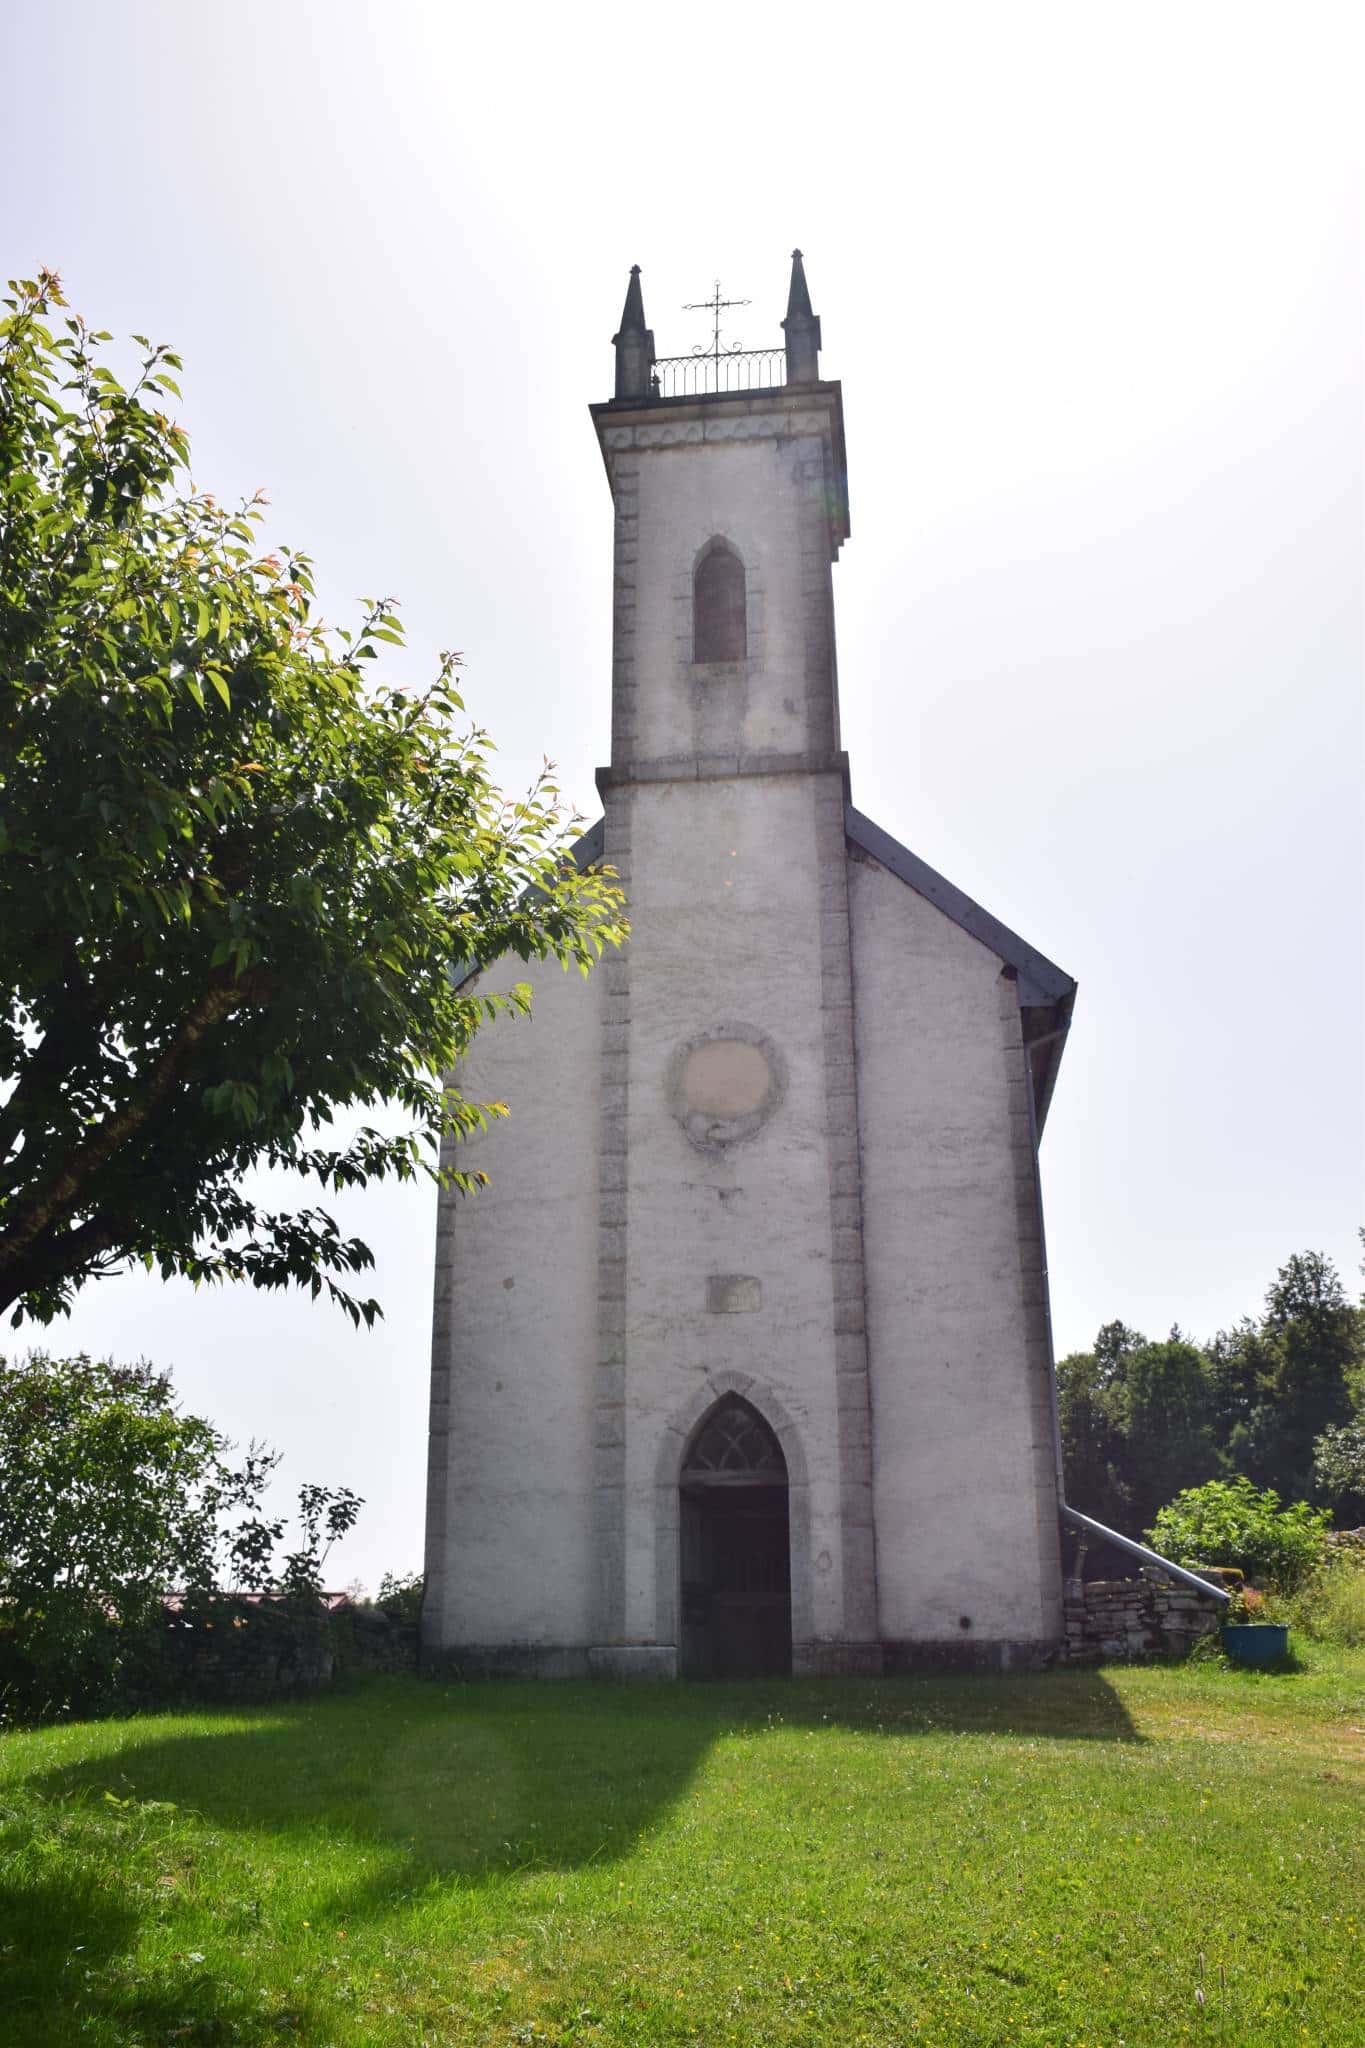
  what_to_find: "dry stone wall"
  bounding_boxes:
[126,1599,417,1706]
[1062,1571,1224,1663]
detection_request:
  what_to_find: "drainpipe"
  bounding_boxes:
[1060,1503,1231,1603]
[1020,1011,1067,1503]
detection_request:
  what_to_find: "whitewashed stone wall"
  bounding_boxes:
[608,770,858,1669]
[597,394,847,778]
[424,375,1069,1676]
[423,954,602,1666]
[850,849,1065,1660]
[587,389,875,1675]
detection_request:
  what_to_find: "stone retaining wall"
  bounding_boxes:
[1062,1572,1225,1663]
[127,1599,418,1706]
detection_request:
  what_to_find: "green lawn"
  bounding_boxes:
[1,1653,1362,2047]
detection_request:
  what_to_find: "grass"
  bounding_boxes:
[1,1651,1362,2047]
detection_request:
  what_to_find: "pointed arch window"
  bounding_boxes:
[682,1396,786,1484]
[693,540,747,663]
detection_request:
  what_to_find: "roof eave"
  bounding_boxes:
[845,803,1077,1134]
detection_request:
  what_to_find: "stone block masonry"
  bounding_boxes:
[423,258,1083,1680]
[1062,1574,1224,1663]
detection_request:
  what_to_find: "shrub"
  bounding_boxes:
[0,1353,224,1718]
[1275,1554,1365,1647]
[1147,1477,1330,1592]
[0,1350,362,1721]
[375,1571,425,1626]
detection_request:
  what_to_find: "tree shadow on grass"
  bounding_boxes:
[0,1866,324,2048]
[6,1669,1141,2041]
[22,1665,1140,1881]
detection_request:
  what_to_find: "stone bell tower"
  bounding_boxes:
[423,254,1075,1679]
[584,252,879,1675]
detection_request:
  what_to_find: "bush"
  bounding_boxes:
[375,1571,425,1626]
[0,1350,362,1722]
[1271,1550,1365,1647]
[0,1353,224,1718]
[1147,1477,1330,1592]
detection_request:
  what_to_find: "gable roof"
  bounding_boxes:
[845,804,1075,1134]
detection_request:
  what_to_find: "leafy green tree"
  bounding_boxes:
[0,1349,362,1716]
[1147,1476,1330,1591]
[1060,1255,1362,1562]
[0,272,624,1327]
[1202,1254,1361,1503]
[276,1481,363,1601]
[1055,1345,1129,1528]
[1205,1316,1278,1487]
[1058,1322,1218,1558]
[1254,1252,1361,1499]
[1312,1422,1365,1525]
[1119,1337,1217,1533]
[1092,1319,1146,1384]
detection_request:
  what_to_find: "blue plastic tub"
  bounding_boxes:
[1221,1622,1289,1667]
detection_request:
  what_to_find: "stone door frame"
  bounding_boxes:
[653,1373,814,1660]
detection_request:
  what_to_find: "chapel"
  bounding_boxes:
[422,254,1077,1678]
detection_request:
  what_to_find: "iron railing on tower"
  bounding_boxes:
[650,347,788,400]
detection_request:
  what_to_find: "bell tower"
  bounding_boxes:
[593,254,849,788]
[586,255,879,1676]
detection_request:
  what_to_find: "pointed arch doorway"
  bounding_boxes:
[679,1396,792,1678]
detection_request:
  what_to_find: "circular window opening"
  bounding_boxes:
[668,1025,786,1152]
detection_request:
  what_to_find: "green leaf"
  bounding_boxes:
[0,277,626,1338]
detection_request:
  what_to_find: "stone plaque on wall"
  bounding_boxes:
[706,1274,762,1314]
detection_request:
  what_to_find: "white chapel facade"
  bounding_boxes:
[423,255,1076,1678]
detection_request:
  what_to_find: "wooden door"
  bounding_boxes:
[680,1481,791,1678]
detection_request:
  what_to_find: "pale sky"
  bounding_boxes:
[3,1,1362,1590]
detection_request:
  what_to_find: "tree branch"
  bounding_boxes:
[0,1208,125,1321]
[0,980,246,1281]
[0,951,107,1171]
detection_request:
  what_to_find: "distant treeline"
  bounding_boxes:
[1057,1246,1365,1543]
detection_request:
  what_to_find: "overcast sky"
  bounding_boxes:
[4,1,1362,1591]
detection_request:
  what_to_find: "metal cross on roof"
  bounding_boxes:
[683,280,751,366]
